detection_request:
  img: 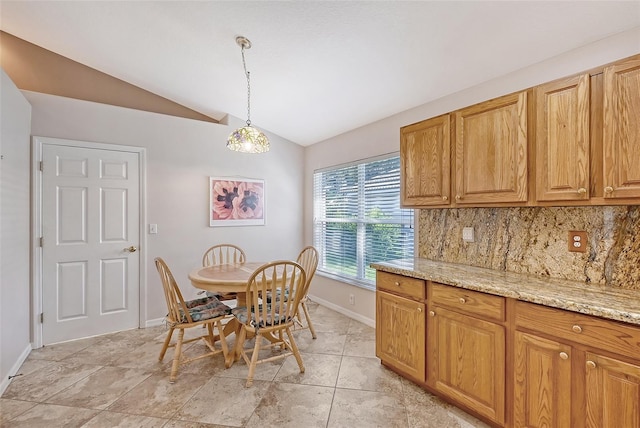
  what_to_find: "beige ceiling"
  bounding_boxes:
[1,1,639,146]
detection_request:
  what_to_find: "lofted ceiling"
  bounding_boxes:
[0,1,639,146]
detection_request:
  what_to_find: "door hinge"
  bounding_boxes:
[39,161,43,171]
[39,237,44,247]
[40,313,44,323]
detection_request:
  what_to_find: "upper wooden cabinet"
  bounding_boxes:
[398,54,640,208]
[602,57,640,200]
[400,114,450,206]
[453,91,528,205]
[536,74,591,202]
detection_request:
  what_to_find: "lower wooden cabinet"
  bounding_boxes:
[515,301,640,428]
[513,331,573,428]
[428,304,506,425]
[585,351,640,428]
[375,289,426,381]
[375,272,640,428]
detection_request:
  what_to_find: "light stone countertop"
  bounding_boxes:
[371,258,640,326]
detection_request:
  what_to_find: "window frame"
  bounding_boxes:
[313,152,415,291]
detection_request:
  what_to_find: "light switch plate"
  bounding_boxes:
[462,227,474,243]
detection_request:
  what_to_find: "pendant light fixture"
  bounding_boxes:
[227,36,270,153]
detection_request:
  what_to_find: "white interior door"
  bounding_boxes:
[41,142,140,344]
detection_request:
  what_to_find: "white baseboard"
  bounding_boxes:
[308,294,375,328]
[0,344,32,396]
[145,318,165,328]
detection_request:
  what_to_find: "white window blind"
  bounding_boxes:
[313,155,414,289]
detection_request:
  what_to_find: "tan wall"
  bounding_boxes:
[0,31,217,123]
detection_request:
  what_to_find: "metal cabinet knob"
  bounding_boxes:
[604,186,614,194]
[417,307,422,313]
[559,352,569,360]
[429,311,435,317]
[395,282,400,286]
[577,187,587,195]
[586,360,597,369]
[455,195,461,200]
[442,196,448,201]
[459,297,466,304]
[572,325,582,333]
[124,246,138,253]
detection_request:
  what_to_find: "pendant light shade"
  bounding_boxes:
[227,36,270,153]
[227,125,270,153]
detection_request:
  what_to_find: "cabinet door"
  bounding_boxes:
[603,57,640,199]
[428,306,505,424]
[375,291,426,381]
[536,74,590,201]
[454,91,528,204]
[400,114,450,206]
[514,331,573,428]
[585,352,640,428]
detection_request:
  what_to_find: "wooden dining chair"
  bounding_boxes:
[155,257,232,382]
[201,244,247,301]
[232,260,307,387]
[294,246,319,339]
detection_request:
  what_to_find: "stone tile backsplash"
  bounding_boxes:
[418,206,640,289]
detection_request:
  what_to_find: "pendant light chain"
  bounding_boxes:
[241,46,251,126]
[226,35,269,154]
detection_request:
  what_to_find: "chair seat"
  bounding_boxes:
[232,305,291,328]
[177,295,231,323]
[264,289,289,304]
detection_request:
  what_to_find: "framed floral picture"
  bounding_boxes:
[209,177,265,226]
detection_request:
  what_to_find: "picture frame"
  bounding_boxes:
[209,177,265,227]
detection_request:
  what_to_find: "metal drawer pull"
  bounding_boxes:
[572,325,582,333]
[559,352,569,360]
[459,297,466,304]
[586,360,596,369]
[395,282,400,286]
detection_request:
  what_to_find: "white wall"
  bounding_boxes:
[304,27,640,324]
[1,70,32,394]
[25,91,305,323]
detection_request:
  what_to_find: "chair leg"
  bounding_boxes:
[286,326,305,373]
[216,319,231,368]
[159,326,175,361]
[246,333,262,387]
[234,327,247,363]
[301,301,317,339]
[170,328,185,383]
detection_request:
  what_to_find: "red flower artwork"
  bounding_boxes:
[210,178,264,226]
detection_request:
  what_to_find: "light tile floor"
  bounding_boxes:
[1,302,489,428]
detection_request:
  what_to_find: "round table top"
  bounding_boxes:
[188,262,266,292]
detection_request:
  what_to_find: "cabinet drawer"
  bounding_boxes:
[376,272,425,300]
[430,283,505,322]
[515,301,640,357]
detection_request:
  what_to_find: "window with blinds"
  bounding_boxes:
[313,154,414,289]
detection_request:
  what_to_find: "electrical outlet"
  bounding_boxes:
[568,231,587,253]
[349,294,355,305]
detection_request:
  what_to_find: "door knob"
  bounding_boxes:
[124,246,138,253]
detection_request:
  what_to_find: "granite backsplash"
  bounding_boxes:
[418,206,640,290]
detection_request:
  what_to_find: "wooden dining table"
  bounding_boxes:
[188,261,267,307]
[188,261,278,367]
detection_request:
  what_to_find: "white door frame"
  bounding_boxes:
[31,136,147,348]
